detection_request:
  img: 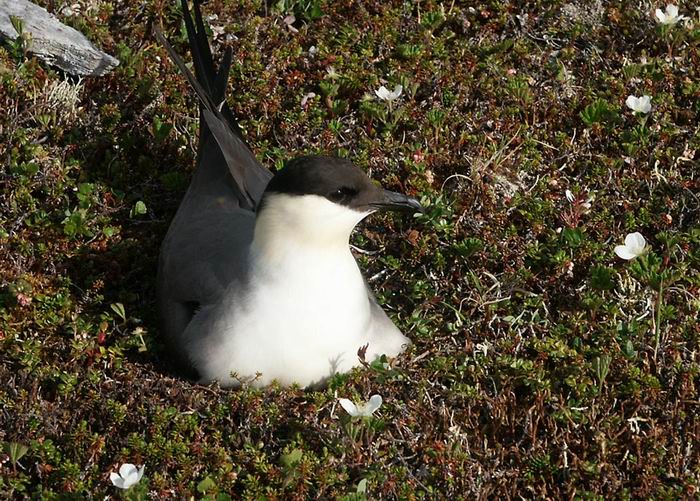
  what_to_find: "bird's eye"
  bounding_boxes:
[328,186,358,202]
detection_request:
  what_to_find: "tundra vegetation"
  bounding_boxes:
[1,1,698,498]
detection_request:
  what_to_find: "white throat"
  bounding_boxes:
[247,194,372,332]
[252,193,371,257]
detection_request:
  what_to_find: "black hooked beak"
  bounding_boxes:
[370,189,424,214]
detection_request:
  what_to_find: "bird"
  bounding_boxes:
[154,0,423,388]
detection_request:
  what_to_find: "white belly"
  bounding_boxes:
[185,247,408,387]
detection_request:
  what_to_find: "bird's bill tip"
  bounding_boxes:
[370,190,424,214]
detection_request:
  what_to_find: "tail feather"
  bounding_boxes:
[188,0,243,140]
[185,0,215,89]
[154,0,272,210]
[189,0,234,110]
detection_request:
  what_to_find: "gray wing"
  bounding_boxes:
[155,0,272,365]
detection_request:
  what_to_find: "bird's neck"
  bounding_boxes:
[249,204,367,302]
[250,216,356,278]
[251,194,366,266]
[252,213,351,261]
[248,194,372,315]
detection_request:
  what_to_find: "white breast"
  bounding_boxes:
[183,194,410,387]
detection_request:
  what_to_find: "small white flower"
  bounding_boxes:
[614,232,647,260]
[375,84,403,102]
[308,45,318,57]
[625,95,652,114]
[565,189,575,203]
[110,463,144,490]
[338,395,382,417]
[210,25,225,39]
[565,261,575,275]
[301,92,316,108]
[655,4,685,25]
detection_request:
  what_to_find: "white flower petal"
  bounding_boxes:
[655,8,666,23]
[638,95,652,113]
[565,189,575,203]
[119,463,137,478]
[656,5,683,24]
[339,398,359,416]
[376,84,402,101]
[111,463,144,490]
[614,245,638,260]
[301,92,316,107]
[626,95,651,113]
[110,472,125,489]
[625,232,646,254]
[123,466,144,489]
[366,394,383,414]
[375,86,390,100]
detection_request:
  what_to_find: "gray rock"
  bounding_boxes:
[0,0,119,76]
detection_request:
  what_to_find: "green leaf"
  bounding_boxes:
[593,354,612,389]
[130,200,147,218]
[307,3,323,20]
[62,208,92,237]
[280,448,303,469]
[319,81,339,97]
[356,478,368,493]
[396,44,422,60]
[452,238,483,258]
[78,183,94,196]
[152,116,173,142]
[561,227,584,248]
[77,183,95,208]
[10,15,23,35]
[4,442,29,465]
[197,476,217,494]
[110,302,127,322]
[580,99,619,127]
[590,265,614,290]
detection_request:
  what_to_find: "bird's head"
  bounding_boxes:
[254,156,423,247]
